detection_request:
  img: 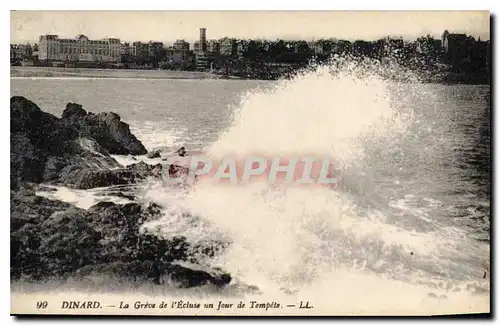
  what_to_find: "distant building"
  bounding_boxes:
[236,40,249,59]
[307,41,332,55]
[219,37,236,56]
[294,43,300,54]
[173,39,190,51]
[196,51,209,70]
[165,48,194,70]
[172,50,187,65]
[353,40,374,56]
[381,37,404,56]
[294,41,309,54]
[415,36,442,56]
[442,31,469,54]
[132,42,149,58]
[147,41,164,57]
[313,42,324,55]
[207,40,220,54]
[38,34,121,63]
[441,30,473,66]
[10,44,32,60]
[121,42,132,56]
[199,28,207,52]
[193,41,208,53]
[330,40,352,54]
[186,51,196,70]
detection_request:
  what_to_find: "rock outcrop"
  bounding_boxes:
[10,97,150,189]
[11,190,230,286]
[11,96,81,187]
[146,150,161,159]
[10,97,231,288]
[176,146,187,157]
[58,161,161,190]
[62,102,148,155]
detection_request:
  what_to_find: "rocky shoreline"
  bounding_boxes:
[10,96,231,288]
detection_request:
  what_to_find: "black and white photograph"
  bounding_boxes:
[9,10,491,316]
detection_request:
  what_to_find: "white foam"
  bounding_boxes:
[110,154,163,168]
[139,58,489,310]
[36,184,135,210]
[129,121,187,151]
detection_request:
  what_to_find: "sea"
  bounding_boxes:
[10,63,490,315]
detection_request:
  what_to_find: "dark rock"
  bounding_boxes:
[145,201,163,216]
[62,102,147,155]
[87,201,153,232]
[41,146,121,184]
[84,201,229,286]
[191,240,229,259]
[164,264,232,288]
[146,150,161,159]
[36,185,58,193]
[168,163,190,179]
[86,201,188,264]
[176,146,187,157]
[10,194,231,288]
[73,261,160,283]
[59,166,144,190]
[42,156,71,181]
[10,194,102,280]
[58,160,158,189]
[96,191,136,201]
[150,163,163,179]
[77,137,111,157]
[10,133,46,187]
[37,210,103,278]
[10,191,72,231]
[126,161,155,175]
[10,97,125,188]
[61,102,87,123]
[10,97,78,186]
[11,223,42,279]
[10,93,227,287]
[74,261,232,288]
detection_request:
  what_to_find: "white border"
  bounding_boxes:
[5,0,498,10]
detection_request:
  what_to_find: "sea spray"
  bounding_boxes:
[141,57,489,308]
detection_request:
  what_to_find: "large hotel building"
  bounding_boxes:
[38,34,121,63]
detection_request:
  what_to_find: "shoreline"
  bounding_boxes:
[11,66,489,85]
[10,66,229,81]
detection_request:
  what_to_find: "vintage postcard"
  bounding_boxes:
[10,10,490,316]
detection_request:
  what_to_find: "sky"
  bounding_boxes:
[10,11,490,44]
